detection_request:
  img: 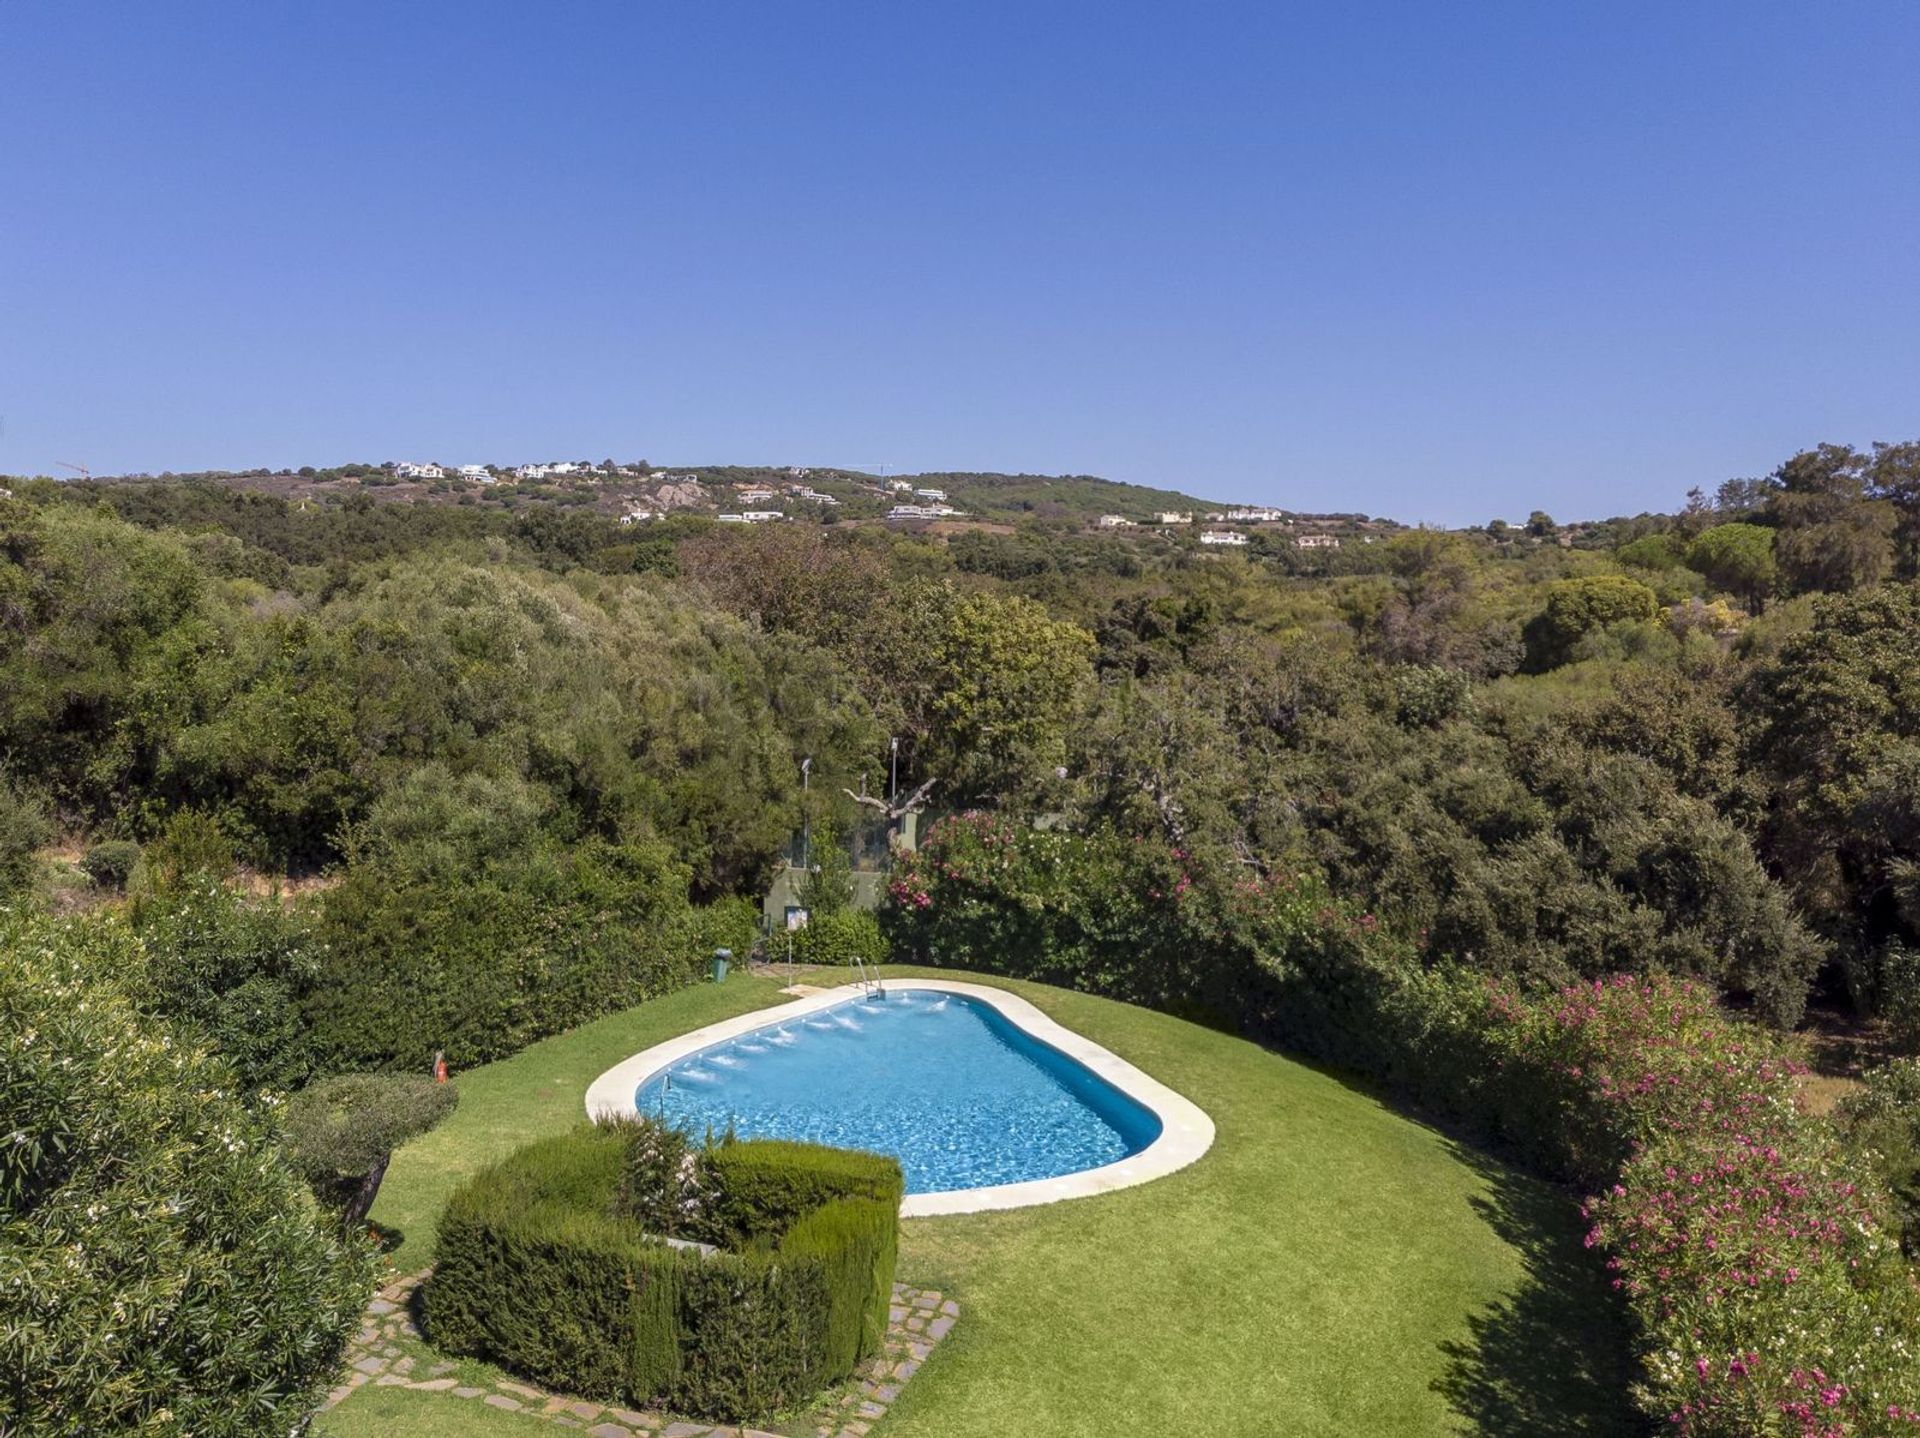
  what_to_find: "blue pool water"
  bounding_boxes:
[634,988,1162,1194]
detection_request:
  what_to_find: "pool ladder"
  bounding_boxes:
[852,954,885,1000]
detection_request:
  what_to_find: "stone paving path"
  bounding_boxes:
[322,1269,958,1438]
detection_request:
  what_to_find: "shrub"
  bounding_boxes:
[0,913,372,1436]
[302,837,708,1073]
[1873,943,1920,1051]
[130,878,319,1093]
[0,778,51,901]
[700,1138,903,1246]
[284,1072,459,1226]
[79,838,141,889]
[790,908,887,968]
[131,807,235,895]
[427,1126,901,1422]
[1836,1057,1920,1254]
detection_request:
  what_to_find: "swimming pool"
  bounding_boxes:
[634,988,1160,1193]
[586,980,1215,1216]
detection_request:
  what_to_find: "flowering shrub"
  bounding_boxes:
[1514,978,1920,1437]
[0,913,373,1436]
[883,821,1920,1436]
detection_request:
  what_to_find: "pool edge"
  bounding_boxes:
[582,978,1216,1218]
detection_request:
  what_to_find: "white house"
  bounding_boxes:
[458,464,493,483]
[1200,530,1249,547]
[394,462,445,480]
[1154,511,1192,525]
[741,510,785,522]
[1295,533,1341,549]
[737,488,778,504]
[793,488,840,505]
[619,509,658,525]
[1096,514,1136,529]
[888,479,915,493]
[914,487,947,502]
[1207,507,1285,524]
[886,504,945,521]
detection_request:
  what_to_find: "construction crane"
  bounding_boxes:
[56,461,91,481]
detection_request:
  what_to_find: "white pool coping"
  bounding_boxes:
[583,978,1215,1218]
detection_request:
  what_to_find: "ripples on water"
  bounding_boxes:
[634,989,1161,1193]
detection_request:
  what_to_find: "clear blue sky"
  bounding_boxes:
[4,2,1917,523]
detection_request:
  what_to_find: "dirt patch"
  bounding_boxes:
[1796,1005,1899,1115]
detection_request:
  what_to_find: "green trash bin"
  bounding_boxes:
[709,948,731,983]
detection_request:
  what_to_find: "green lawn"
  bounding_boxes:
[324,966,1635,1438]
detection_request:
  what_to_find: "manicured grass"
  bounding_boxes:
[366,974,793,1263]
[332,965,1635,1437]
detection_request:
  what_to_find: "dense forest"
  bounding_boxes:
[10,443,1917,1020]
[7,438,1920,1433]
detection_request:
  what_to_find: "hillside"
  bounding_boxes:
[30,463,1243,528]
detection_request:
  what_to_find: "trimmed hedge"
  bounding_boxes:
[789,908,887,968]
[425,1125,901,1421]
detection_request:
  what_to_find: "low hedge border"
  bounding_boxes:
[423,1124,901,1422]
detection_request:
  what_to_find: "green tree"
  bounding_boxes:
[283,1073,458,1228]
[1685,522,1777,611]
[926,590,1095,802]
[1525,575,1659,669]
[1744,582,1920,962]
[1870,440,1920,579]
[1768,444,1897,595]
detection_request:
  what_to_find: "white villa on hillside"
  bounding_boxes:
[1155,511,1192,525]
[1295,533,1341,549]
[393,462,444,479]
[619,509,658,525]
[717,510,785,524]
[736,488,778,504]
[1207,507,1286,523]
[914,487,947,502]
[1096,514,1136,528]
[1200,530,1249,546]
[458,465,494,483]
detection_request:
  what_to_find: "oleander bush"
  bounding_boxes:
[0,914,372,1437]
[426,1123,902,1421]
[0,778,51,901]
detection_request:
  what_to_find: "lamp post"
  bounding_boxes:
[889,737,899,805]
[800,757,812,874]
